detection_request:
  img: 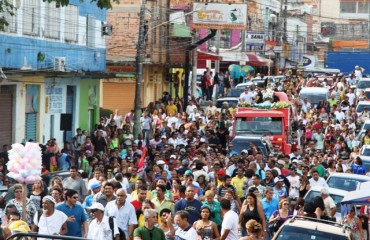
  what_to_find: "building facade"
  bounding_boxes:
[0,0,106,146]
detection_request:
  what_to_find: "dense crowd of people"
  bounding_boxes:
[0,67,369,240]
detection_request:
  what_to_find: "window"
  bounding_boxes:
[86,15,95,47]
[358,2,369,13]
[340,2,356,13]
[23,0,40,36]
[44,2,60,39]
[65,5,78,42]
[0,0,17,33]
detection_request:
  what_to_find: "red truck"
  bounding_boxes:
[232,93,292,154]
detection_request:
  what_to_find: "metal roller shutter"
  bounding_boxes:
[66,86,75,142]
[102,82,136,115]
[0,94,13,146]
[25,113,37,142]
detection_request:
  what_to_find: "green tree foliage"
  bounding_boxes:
[0,0,14,31]
[43,0,120,9]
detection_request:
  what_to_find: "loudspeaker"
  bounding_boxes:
[60,113,72,131]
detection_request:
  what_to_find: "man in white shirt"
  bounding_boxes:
[186,100,198,116]
[32,196,68,238]
[105,189,137,239]
[309,170,328,188]
[239,87,254,103]
[320,188,337,221]
[174,210,198,240]
[346,88,356,106]
[205,100,218,115]
[87,202,120,240]
[220,199,239,240]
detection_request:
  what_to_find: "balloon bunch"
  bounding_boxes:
[7,142,42,184]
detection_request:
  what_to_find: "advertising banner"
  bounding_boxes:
[193,3,247,30]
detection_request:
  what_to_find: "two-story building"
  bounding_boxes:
[0,0,107,146]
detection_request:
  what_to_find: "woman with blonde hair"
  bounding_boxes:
[239,219,263,240]
[29,180,46,211]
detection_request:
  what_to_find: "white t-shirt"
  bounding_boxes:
[221,210,239,240]
[88,215,119,239]
[175,225,198,240]
[287,175,300,199]
[34,209,68,239]
[323,196,336,218]
[240,91,254,103]
[309,177,328,188]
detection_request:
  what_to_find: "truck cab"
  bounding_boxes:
[232,108,292,154]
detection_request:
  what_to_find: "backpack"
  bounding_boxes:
[108,216,126,240]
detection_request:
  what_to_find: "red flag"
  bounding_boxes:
[137,147,147,171]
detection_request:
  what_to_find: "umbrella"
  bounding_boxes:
[240,65,254,77]
[341,189,370,205]
[228,64,241,79]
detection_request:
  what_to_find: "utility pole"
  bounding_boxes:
[133,0,146,139]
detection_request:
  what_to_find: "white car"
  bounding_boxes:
[360,119,370,132]
[272,215,351,240]
[303,186,347,222]
[355,101,370,113]
[356,78,370,96]
[360,145,370,157]
[215,97,239,112]
[326,172,370,191]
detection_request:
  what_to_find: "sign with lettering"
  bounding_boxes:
[246,32,265,46]
[45,87,63,114]
[193,3,247,30]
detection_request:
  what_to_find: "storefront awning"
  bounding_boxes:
[196,50,223,61]
[219,50,273,67]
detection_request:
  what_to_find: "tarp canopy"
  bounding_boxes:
[341,189,370,205]
[197,50,222,61]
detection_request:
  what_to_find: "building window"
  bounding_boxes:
[23,0,40,36]
[65,4,78,42]
[340,2,356,13]
[44,2,60,39]
[86,15,96,48]
[358,2,369,13]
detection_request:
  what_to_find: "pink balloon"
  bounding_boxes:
[25,175,41,184]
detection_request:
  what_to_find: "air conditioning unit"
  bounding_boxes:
[102,24,113,36]
[54,57,66,72]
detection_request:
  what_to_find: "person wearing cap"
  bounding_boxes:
[273,176,288,201]
[83,183,101,208]
[183,170,204,200]
[276,159,289,176]
[32,196,68,237]
[87,202,120,240]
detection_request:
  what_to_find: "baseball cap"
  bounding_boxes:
[274,176,285,184]
[182,159,189,166]
[289,166,297,171]
[277,160,285,165]
[217,169,226,175]
[185,170,193,176]
[170,155,176,159]
[90,183,101,190]
[157,160,165,165]
[241,149,248,154]
[87,202,105,212]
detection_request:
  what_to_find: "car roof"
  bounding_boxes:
[280,216,349,237]
[309,186,348,196]
[357,101,370,105]
[235,82,253,88]
[327,172,370,181]
[359,78,370,82]
[362,145,370,149]
[299,87,328,93]
[216,97,239,102]
[232,135,267,141]
[363,119,370,124]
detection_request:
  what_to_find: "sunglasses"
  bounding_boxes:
[91,209,98,213]
[283,203,289,206]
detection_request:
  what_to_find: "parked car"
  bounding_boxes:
[356,78,370,96]
[299,87,329,106]
[230,135,274,157]
[303,186,347,222]
[355,101,370,113]
[326,172,370,191]
[226,88,244,98]
[360,145,370,157]
[272,215,351,240]
[215,97,239,111]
